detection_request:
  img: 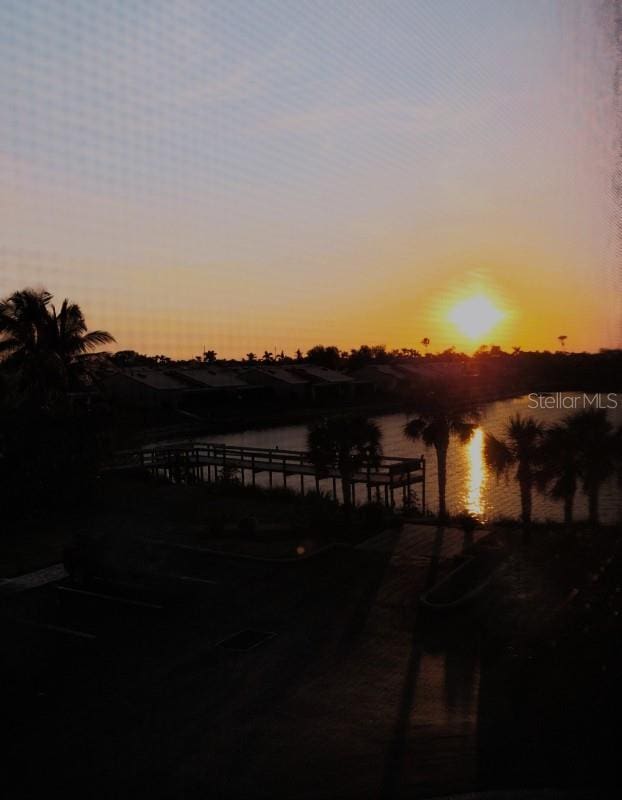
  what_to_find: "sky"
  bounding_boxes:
[1,0,620,357]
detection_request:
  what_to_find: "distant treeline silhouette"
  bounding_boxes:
[111,342,622,369]
[106,342,622,404]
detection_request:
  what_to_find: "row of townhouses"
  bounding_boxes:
[99,360,477,411]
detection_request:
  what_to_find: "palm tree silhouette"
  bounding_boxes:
[0,288,50,363]
[0,288,114,400]
[557,334,567,349]
[245,352,257,363]
[404,391,480,520]
[538,419,582,525]
[262,350,274,363]
[485,414,545,525]
[570,408,621,526]
[420,337,430,351]
[307,415,382,511]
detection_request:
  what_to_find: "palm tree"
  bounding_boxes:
[0,288,114,401]
[485,414,545,525]
[203,349,217,363]
[307,415,382,511]
[47,298,115,366]
[262,350,274,363]
[404,392,480,520]
[570,408,621,526]
[421,337,430,351]
[538,419,582,525]
[557,335,567,349]
[246,352,257,363]
[0,287,48,348]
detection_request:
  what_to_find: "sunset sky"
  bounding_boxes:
[1,1,619,357]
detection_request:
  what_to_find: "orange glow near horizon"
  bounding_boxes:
[81,275,601,359]
[67,256,610,358]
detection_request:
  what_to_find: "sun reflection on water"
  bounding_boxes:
[465,428,487,519]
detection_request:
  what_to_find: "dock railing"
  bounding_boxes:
[108,443,426,510]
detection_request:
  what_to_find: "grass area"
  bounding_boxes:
[0,522,75,579]
[2,472,400,579]
[477,522,622,641]
[473,523,622,787]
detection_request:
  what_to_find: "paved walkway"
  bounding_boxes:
[0,563,67,596]
[358,523,489,560]
[217,524,485,799]
[3,524,487,799]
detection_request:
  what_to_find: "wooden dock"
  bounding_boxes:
[107,443,426,510]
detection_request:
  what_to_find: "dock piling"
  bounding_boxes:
[113,444,426,512]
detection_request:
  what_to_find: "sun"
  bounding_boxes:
[447,294,505,340]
